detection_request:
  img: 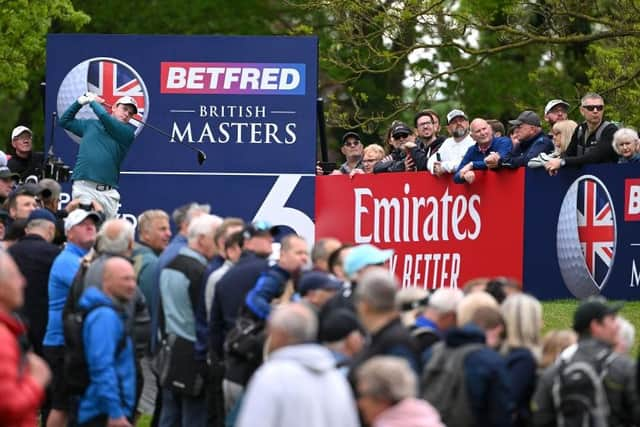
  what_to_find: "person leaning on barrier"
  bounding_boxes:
[427,109,475,176]
[492,111,553,168]
[612,127,640,163]
[350,144,386,177]
[374,122,417,173]
[545,92,618,175]
[528,119,578,168]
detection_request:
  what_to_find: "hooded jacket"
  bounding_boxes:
[0,311,44,427]
[236,343,359,427]
[76,287,136,423]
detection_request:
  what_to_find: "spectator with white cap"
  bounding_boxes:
[426,109,475,176]
[42,208,101,427]
[59,92,140,219]
[543,99,570,129]
[7,125,45,181]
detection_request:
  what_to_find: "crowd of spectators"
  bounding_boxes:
[318,93,639,181]
[0,92,639,427]
[0,195,637,426]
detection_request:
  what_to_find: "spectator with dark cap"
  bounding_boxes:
[298,271,342,311]
[543,99,570,129]
[545,92,618,175]
[7,125,44,181]
[8,209,60,359]
[374,122,416,173]
[319,308,365,375]
[338,131,364,174]
[209,221,278,360]
[0,164,19,206]
[427,109,475,176]
[489,110,553,168]
[532,297,640,427]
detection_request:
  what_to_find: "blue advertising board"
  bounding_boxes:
[45,34,317,243]
[524,164,640,300]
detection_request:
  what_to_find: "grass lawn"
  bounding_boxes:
[542,299,640,356]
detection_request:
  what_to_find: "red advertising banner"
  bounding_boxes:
[316,169,526,289]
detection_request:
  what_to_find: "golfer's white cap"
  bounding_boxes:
[115,96,138,114]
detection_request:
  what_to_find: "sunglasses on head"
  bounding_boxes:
[393,133,409,140]
[582,105,604,112]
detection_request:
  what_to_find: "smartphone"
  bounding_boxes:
[318,162,337,174]
[436,152,442,162]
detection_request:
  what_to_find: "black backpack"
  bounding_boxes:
[63,303,127,396]
[421,341,484,427]
[551,348,617,427]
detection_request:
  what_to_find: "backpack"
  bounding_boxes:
[63,304,127,396]
[421,341,484,427]
[551,348,617,427]
[575,121,612,156]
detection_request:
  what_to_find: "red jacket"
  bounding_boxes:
[0,311,44,427]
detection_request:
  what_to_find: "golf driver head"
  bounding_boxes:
[197,150,206,165]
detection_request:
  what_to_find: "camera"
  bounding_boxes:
[43,156,71,183]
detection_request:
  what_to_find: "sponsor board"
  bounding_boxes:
[315,169,525,289]
[45,34,317,241]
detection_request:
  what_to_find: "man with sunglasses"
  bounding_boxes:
[374,122,417,173]
[545,93,618,175]
[338,131,364,174]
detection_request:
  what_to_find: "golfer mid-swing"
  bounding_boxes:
[59,92,138,219]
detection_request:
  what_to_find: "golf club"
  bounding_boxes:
[105,101,207,165]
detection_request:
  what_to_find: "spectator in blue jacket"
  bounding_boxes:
[491,111,554,168]
[244,234,310,320]
[454,118,512,184]
[77,257,137,427]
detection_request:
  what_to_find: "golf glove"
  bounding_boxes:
[77,92,97,105]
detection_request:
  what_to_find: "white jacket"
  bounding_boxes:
[236,343,359,427]
[427,134,475,173]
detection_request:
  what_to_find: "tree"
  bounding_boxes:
[1,0,88,151]
[295,0,640,132]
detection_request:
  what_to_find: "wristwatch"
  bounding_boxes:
[560,159,566,167]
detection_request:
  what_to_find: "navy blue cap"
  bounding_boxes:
[298,271,342,296]
[27,208,56,224]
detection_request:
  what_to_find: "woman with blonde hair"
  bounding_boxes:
[351,144,386,176]
[528,119,577,167]
[501,293,543,427]
[540,329,577,369]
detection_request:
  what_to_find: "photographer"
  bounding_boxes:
[7,126,45,181]
[59,92,138,219]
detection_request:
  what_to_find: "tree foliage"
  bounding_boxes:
[295,0,640,134]
[0,0,88,150]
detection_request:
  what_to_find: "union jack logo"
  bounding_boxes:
[87,59,147,127]
[577,178,616,287]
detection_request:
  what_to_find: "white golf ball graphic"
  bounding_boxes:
[56,57,149,142]
[557,174,616,298]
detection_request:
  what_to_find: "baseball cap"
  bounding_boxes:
[446,109,467,124]
[544,99,570,115]
[342,131,361,144]
[390,122,412,138]
[318,308,364,343]
[0,166,19,180]
[297,271,342,296]
[242,220,279,239]
[573,297,623,334]
[27,208,57,224]
[0,150,7,167]
[508,110,541,127]
[11,125,32,141]
[115,96,138,114]
[64,209,101,233]
[344,244,394,278]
